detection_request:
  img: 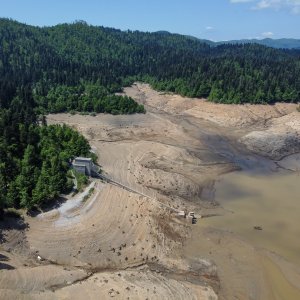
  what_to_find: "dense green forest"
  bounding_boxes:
[35,83,145,114]
[0,18,300,105]
[0,86,95,213]
[0,18,300,212]
[0,86,93,215]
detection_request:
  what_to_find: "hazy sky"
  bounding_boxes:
[1,0,299,41]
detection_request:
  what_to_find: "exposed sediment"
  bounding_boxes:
[1,83,299,299]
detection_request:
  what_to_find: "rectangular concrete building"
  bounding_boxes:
[73,157,93,176]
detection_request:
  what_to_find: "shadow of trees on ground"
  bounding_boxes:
[0,214,28,244]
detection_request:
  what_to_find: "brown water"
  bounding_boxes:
[207,171,300,266]
[198,170,300,299]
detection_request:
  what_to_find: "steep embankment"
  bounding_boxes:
[124,83,300,161]
[240,112,300,160]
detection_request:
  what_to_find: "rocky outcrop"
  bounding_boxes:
[241,130,300,160]
[240,112,300,160]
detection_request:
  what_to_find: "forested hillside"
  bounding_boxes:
[0,85,96,212]
[0,18,300,105]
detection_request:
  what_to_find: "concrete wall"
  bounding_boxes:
[74,159,92,176]
[73,164,87,175]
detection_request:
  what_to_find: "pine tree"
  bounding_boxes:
[16,145,40,208]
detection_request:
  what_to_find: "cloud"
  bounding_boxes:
[261,31,274,37]
[292,5,300,12]
[255,1,274,9]
[230,0,254,2]
[230,0,300,14]
[205,26,214,31]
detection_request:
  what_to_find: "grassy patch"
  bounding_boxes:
[83,187,95,202]
[74,170,89,192]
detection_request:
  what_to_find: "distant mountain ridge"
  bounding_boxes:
[0,18,299,106]
[154,31,300,49]
[216,38,300,50]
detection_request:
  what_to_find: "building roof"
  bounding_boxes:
[75,157,92,162]
[73,163,87,168]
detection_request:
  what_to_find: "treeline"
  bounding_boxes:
[0,87,94,212]
[0,18,299,105]
[0,19,145,114]
[34,83,145,114]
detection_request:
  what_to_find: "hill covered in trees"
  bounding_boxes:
[0,18,300,105]
[0,86,96,213]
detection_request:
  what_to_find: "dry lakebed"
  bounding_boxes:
[1,83,300,300]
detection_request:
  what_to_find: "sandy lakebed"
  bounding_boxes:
[1,83,300,299]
